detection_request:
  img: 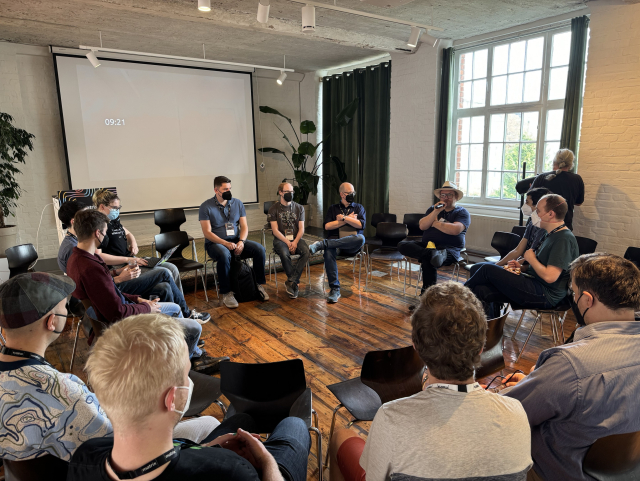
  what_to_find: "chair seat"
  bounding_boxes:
[169,258,205,272]
[187,234,195,243]
[475,341,505,379]
[511,296,572,313]
[327,377,382,422]
[370,249,406,262]
[483,256,500,263]
[186,371,223,417]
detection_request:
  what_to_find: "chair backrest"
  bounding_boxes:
[220,359,307,433]
[376,222,409,248]
[583,430,640,478]
[485,311,508,352]
[511,225,527,238]
[5,244,38,278]
[3,455,69,481]
[575,236,598,256]
[80,299,107,339]
[264,201,276,215]
[360,345,425,404]
[403,213,424,237]
[154,209,187,234]
[490,232,521,259]
[624,247,640,268]
[154,231,189,260]
[370,213,397,229]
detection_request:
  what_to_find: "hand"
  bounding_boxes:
[138,297,161,313]
[204,431,261,448]
[434,203,446,212]
[129,244,139,255]
[502,372,526,387]
[337,214,345,222]
[507,260,522,269]
[234,241,245,256]
[225,241,237,251]
[289,240,297,254]
[347,212,358,218]
[523,249,536,264]
[235,428,276,472]
[115,266,140,283]
[135,257,149,267]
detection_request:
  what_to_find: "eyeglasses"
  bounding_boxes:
[439,193,455,199]
[343,191,356,196]
[282,191,294,194]
[109,205,121,211]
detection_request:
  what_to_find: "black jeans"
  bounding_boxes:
[397,240,454,292]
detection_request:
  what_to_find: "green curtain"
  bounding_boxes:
[433,47,455,202]
[560,15,590,165]
[322,61,391,236]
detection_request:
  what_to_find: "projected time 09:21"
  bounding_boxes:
[104,119,125,126]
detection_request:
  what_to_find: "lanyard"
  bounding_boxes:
[215,198,232,222]
[340,204,353,217]
[427,382,483,393]
[537,224,566,252]
[107,446,179,479]
[0,346,52,367]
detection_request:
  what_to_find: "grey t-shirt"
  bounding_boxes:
[360,388,532,481]
[267,201,305,238]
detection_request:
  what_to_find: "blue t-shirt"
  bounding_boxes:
[57,233,78,273]
[523,218,546,251]
[325,202,366,236]
[198,197,247,244]
[421,205,471,260]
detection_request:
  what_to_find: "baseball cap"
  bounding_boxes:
[0,273,76,329]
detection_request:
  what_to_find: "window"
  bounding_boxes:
[450,29,576,205]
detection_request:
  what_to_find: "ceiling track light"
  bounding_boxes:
[198,0,211,12]
[301,5,316,33]
[407,26,423,48]
[257,0,270,23]
[86,50,101,68]
[277,55,287,85]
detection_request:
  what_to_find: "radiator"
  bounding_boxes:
[465,214,519,256]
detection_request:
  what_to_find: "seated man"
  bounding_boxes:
[57,201,209,324]
[66,209,225,374]
[398,181,470,295]
[199,175,269,309]
[469,187,550,276]
[308,182,366,304]
[502,253,640,481]
[465,193,579,319]
[268,182,310,299]
[68,313,311,481]
[329,281,532,481]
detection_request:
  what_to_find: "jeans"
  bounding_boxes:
[202,414,310,481]
[206,239,266,295]
[142,261,182,292]
[273,238,310,285]
[397,240,454,292]
[322,234,366,289]
[468,261,495,277]
[464,263,553,318]
[157,302,202,358]
[118,268,190,317]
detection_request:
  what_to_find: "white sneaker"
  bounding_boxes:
[223,292,239,309]
[257,284,270,301]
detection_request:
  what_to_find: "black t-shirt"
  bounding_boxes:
[67,437,260,481]
[531,171,585,230]
[104,218,130,257]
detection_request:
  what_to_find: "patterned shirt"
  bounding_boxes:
[0,358,112,461]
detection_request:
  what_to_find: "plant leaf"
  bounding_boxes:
[258,147,286,155]
[335,98,359,127]
[259,106,292,124]
[298,141,316,157]
[300,120,316,134]
[292,153,305,168]
[275,123,296,153]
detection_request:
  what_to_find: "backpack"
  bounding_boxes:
[229,255,265,303]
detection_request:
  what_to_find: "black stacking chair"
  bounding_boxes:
[155,231,208,302]
[364,213,397,252]
[5,244,38,278]
[261,200,277,248]
[154,208,198,261]
[220,359,322,481]
[511,225,527,238]
[575,236,598,256]
[484,232,521,264]
[367,222,409,293]
[583,430,640,480]
[186,370,227,417]
[475,311,509,379]
[3,454,68,481]
[325,345,425,468]
[403,213,424,241]
[624,247,640,269]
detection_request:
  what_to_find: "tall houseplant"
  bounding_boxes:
[258,98,358,205]
[0,113,35,252]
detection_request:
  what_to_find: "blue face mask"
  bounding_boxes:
[107,208,119,221]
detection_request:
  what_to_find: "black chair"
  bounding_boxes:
[3,454,68,481]
[5,244,38,278]
[624,247,640,269]
[364,213,397,250]
[155,231,208,302]
[367,223,409,294]
[186,370,227,418]
[403,213,424,241]
[484,232,521,264]
[261,200,277,248]
[576,236,598,256]
[325,345,425,468]
[583,430,640,480]
[475,311,509,379]
[511,225,527,238]
[154,208,198,262]
[220,359,322,481]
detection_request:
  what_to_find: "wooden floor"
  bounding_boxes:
[46,258,575,481]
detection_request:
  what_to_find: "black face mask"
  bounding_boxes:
[571,292,589,327]
[221,191,233,201]
[97,232,110,251]
[345,193,355,203]
[283,193,293,202]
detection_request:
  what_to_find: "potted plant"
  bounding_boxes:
[0,113,35,254]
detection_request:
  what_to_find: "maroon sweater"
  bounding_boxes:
[66,247,150,324]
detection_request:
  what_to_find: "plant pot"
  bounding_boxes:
[0,225,17,255]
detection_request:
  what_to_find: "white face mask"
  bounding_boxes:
[530,210,542,228]
[521,204,533,217]
[173,377,194,421]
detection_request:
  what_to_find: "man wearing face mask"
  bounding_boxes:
[68,313,311,481]
[268,182,309,299]
[200,176,269,309]
[465,194,579,319]
[308,182,366,304]
[500,253,640,481]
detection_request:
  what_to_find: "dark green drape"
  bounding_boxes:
[322,61,391,236]
[433,47,455,202]
[560,15,590,164]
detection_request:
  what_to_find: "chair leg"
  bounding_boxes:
[274,253,278,288]
[324,404,344,468]
[199,269,209,303]
[403,258,407,296]
[511,310,527,339]
[69,317,82,371]
[191,239,198,262]
[309,426,323,481]
[307,259,311,286]
[215,400,227,417]
[516,313,541,362]
[268,251,272,281]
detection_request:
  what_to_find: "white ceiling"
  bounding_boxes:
[0,0,589,71]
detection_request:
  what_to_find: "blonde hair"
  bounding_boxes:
[546,149,575,180]
[277,182,292,195]
[85,314,188,427]
[92,188,119,208]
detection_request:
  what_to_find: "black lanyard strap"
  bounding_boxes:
[215,198,232,223]
[107,447,178,479]
[0,346,51,367]
[537,224,566,251]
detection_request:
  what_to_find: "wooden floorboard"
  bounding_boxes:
[46,258,573,481]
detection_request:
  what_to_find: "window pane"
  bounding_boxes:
[505,113,522,142]
[487,172,501,198]
[509,41,526,73]
[502,173,518,199]
[544,141,561,171]
[507,73,524,104]
[523,70,542,102]
[459,52,472,81]
[473,49,488,79]
[504,143,519,170]
[522,112,539,141]
[457,117,470,143]
[526,37,544,71]
[488,144,503,171]
[489,114,505,142]
[548,66,568,100]
[472,79,486,108]
[551,31,572,67]
[469,144,483,170]
[545,109,563,141]
[520,143,536,172]
[468,171,482,197]
[459,81,472,108]
[456,144,469,170]
[493,44,509,76]
[491,76,507,105]
[457,171,469,195]
[470,116,485,143]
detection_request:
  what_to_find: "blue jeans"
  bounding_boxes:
[202,414,310,481]
[273,238,310,284]
[206,239,266,295]
[158,303,202,359]
[464,263,553,318]
[141,261,183,292]
[118,268,190,317]
[468,261,496,277]
[323,234,365,289]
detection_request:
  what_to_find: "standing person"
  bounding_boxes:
[308,183,366,304]
[268,182,309,299]
[530,149,584,230]
[398,181,470,295]
[199,176,269,309]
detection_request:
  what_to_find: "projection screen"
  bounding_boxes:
[53,54,258,213]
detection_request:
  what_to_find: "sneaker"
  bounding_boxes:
[189,309,211,324]
[191,352,230,375]
[285,280,296,298]
[327,288,341,304]
[308,241,325,256]
[197,339,205,348]
[292,283,299,299]
[257,284,270,301]
[430,248,448,268]
[223,292,239,309]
